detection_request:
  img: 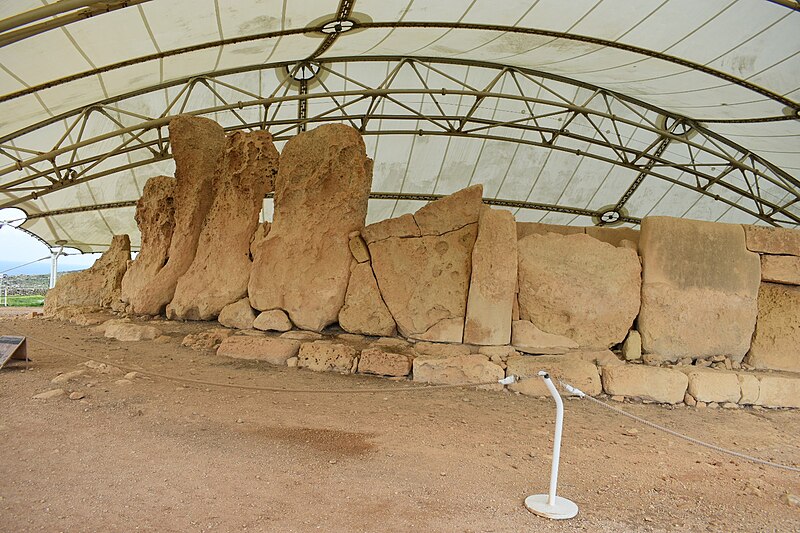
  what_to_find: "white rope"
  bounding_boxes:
[556,378,800,474]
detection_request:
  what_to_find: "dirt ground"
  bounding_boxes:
[1,312,799,532]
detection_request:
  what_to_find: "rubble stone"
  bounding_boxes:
[249,124,373,331]
[622,330,642,361]
[298,341,359,373]
[181,328,235,350]
[216,335,300,365]
[464,207,517,345]
[104,322,161,342]
[517,232,640,348]
[253,309,293,332]
[168,130,278,319]
[638,217,760,361]
[348,233,370,263]
[746,283,800,372]
[218,298,256,330]
[602,364,688,404]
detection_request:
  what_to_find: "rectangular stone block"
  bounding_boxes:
[743,225,800,256]
[737,373,760,405]
[216,335,300,365]
[412,354,503,390]
[745,283,800,373]
[298,341,358,373]
[638,217,760,361]
[506,355,601,397]
[760,255,800,286]
[681,367,741,404]
[601,364,688,404]
[357,348,412,377]
[756,374,800,408]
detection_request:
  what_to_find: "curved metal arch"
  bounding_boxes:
[1,19,797,114]
[0,56,797,226]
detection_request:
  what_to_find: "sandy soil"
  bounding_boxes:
[1,315,799,532]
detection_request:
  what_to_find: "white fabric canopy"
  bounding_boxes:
[0,0,797,251]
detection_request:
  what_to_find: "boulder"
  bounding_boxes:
[168,130,279,319]
[413,341,471,358]
[126,116,225,315]
[181,328,235,350]
[760,255,800,286]
[517,233,641,348]
[218,298,256,330]
[638,217,760,361]
[370,224,477,340]
[743,225,800,256]
[682,367,741,404]
[253,309,293,332]
[506,355,601,397]
[338,262,397,337]
[412,354,504,390]
[357,347,413,377]
[464,207,517,345]
[119,176,176,310]
[756,373,800,409]
[511,320,578,354]
[622,330,642,361]
[297,341,359,373]
[216,335,301,365]
[516,222,583,240]
[348,232,370,263]
[249,124,373,331]
[104,322,161,342]
[44,235,131,316]
[362,214,420,244]
[601,364,688,404]
[745,283,800,372]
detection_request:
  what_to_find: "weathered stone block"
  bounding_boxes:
[622,330,642,361]
[639,217,760,361]
[563,349,623,367]
[414,184,483,236]
[168,130,279,319]
[760,255,800,286]
[298,341,359,373]
[517,233,641,348]
[44,235,131,315]
[357,348,413,377]
[412,354,503,390]
[181,328,234,350]
[413,342,471,358]
[253,309,293,332]
[682,367,741,404]
[249,124,373,331]
[218,298,256,330]
[464,207,517,345]
[746,283,800,372]
[338,262,396,337]
[127,116,225,315]
[756,374,800,408]
[105,322,161,342]
[506,355,601,397]
[601,364,688,404]
[743,225,800,256]
[216,335,300,365]
[511,320,578,354]
[584,226,640,250]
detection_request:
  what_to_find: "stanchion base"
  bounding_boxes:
[524,494,579,520]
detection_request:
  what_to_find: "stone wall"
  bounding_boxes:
[45,117,800,410]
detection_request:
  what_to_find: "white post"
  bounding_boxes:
[524,371,579,520]
[49,245,63,289]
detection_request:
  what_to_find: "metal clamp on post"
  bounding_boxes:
[524,371,579,520]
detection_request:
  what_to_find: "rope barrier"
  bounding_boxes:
[555,378,800,474]
[0,255,50,274]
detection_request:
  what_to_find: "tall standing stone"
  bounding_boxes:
[517,232,641,348]
[167,131,279,320]
[463,207,517,345]
[638,217,760,361]
[44,235,131,315]
[120,176,175,309]
[248,124,373,331]
[126,116,225,315]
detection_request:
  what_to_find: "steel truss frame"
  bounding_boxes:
[0,56,798,227]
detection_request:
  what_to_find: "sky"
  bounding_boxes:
[0,223,99,275]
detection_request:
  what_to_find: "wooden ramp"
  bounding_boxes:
[0,336,28,370]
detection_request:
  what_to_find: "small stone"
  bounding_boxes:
[154,335,171,344]
[684,393,697,407]
[711,355,726,363]
[707,402,719,409]
[696,401,707,408]
[69,392,85,400]
[253,309,293,332]
[622,330,642,361]
[678,357,693,366]
[780,493,800,508]
[124,372,139,380]
[32,389,65,400]
[623,428,639,436]
[236,418,244,424]
[286,356,298,368]
[610,395,625,402]
[695,358,711,368]
[114,379,133,386]
[722,402,739,409]
[51,369,85,384]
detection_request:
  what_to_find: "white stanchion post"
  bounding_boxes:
[524,371,579,520]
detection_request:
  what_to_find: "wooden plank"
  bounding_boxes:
[0,335,27,370]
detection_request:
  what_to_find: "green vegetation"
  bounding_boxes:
[3,294,45,307]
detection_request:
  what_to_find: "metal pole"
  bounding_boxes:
[524,371,579,520]
[49,245,63,289]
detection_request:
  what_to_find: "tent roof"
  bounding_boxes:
[0,0,798,252]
